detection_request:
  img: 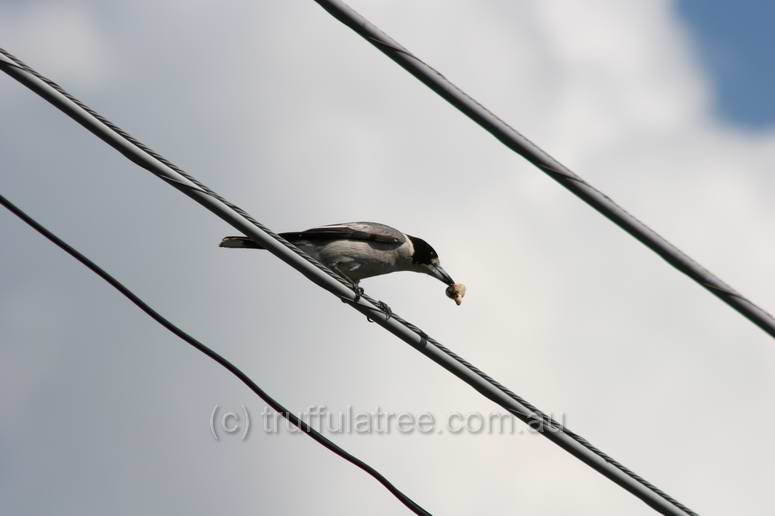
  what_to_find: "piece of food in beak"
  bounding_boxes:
[445,283,466,306]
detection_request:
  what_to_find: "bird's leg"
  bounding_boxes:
[332,263,363,301]
[331,262,390,321]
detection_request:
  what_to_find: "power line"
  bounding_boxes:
[0,193,430,516]
[0,47,696,515]
[312,0,775,342]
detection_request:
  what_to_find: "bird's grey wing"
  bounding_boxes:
[282,222,406,245]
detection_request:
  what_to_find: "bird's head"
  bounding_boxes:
[408,235,454,285]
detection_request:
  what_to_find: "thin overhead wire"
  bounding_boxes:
[312,0,775,342]
[0,193,430,516]
[0,46,696,515]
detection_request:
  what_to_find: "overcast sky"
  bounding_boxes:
[2,1,775,515]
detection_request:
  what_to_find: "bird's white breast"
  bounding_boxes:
[295,238,415,281]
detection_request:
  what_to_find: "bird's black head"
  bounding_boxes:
[408,235,455,286]
[408,235,438,265]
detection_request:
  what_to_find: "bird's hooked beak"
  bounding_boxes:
[427,263,455,285]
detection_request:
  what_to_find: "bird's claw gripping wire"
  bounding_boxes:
[368,300,393,323]
[339,283,392,323]
[339,281,364,306]
[351,283,364,303]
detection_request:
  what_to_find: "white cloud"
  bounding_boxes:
[0,3,113,89]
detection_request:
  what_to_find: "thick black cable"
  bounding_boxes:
[312,0,775,342]
[0,47,696,515]
[0,193,430,516]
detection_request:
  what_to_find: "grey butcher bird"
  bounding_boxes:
[220,222,465,304]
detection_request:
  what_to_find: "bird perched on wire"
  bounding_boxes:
[220,221,465,305]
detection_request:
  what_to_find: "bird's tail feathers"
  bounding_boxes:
[219,236,265,249]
